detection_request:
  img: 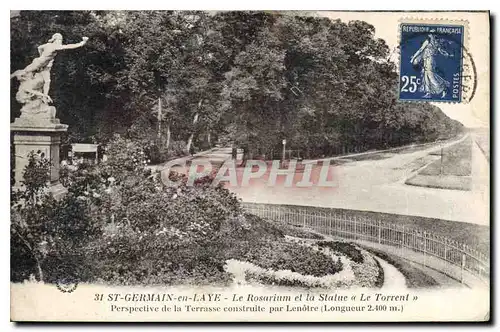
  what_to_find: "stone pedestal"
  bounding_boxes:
[11,114,68,198]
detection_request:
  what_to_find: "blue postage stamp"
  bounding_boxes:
[399,23,465,103]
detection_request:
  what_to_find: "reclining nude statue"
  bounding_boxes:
[10,33,88,118]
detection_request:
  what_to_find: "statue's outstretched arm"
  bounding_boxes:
[60,37,89,50]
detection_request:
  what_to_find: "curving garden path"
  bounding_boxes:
[374,257,407,289]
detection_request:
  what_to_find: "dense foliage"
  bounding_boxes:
[274,221,325,239]
[316,241,364,264]
[11,137,347,286]
[11,11,463,161]
[11,137,239,285]
[11,152,99,283]
[241,241,343,277]
[10,10,463,287]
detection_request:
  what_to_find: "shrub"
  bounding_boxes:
[221,214,284,241]
[13,136,360,288]
[273,221,325,239]
[373,258,384,288]
[240,241,343,277]
[99,134,151,182]
[11,135,243,286]
[144,139,188,165]
[225,259,352,289]
[144,143,162,165]
[316,241,364,263]
[89,221,233,286]
[82,157,242,285]
[11,152,99,283]
[167,140,188,159]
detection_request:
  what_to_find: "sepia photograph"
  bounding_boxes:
[8,9,490,322]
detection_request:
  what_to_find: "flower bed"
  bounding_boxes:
[373,258,385,288]
[348,248,381,288]
[240,241,343,277]
[224,259,354,289]
[223,236,384,289]
[273,221,325,240]
[285,237,382,288]
[316,241,364,263]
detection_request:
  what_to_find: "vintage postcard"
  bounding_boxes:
[9,10,490,322]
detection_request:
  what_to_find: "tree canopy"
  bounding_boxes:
[11,11,463,159]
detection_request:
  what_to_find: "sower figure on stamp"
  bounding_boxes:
[410,34,453,99]
[11,33,89,99]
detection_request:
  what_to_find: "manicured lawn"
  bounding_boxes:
[405,174,471,191]
[422,137,472,176]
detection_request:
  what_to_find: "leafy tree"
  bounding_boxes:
[11,11,464,160]
[11,152,99,282]
[11,11,131,142]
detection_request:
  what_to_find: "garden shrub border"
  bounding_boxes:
[224,259,355,289]
[239,241,343,277]
[373,258,384,288]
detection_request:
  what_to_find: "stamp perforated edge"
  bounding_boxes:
[395,17,473,104]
